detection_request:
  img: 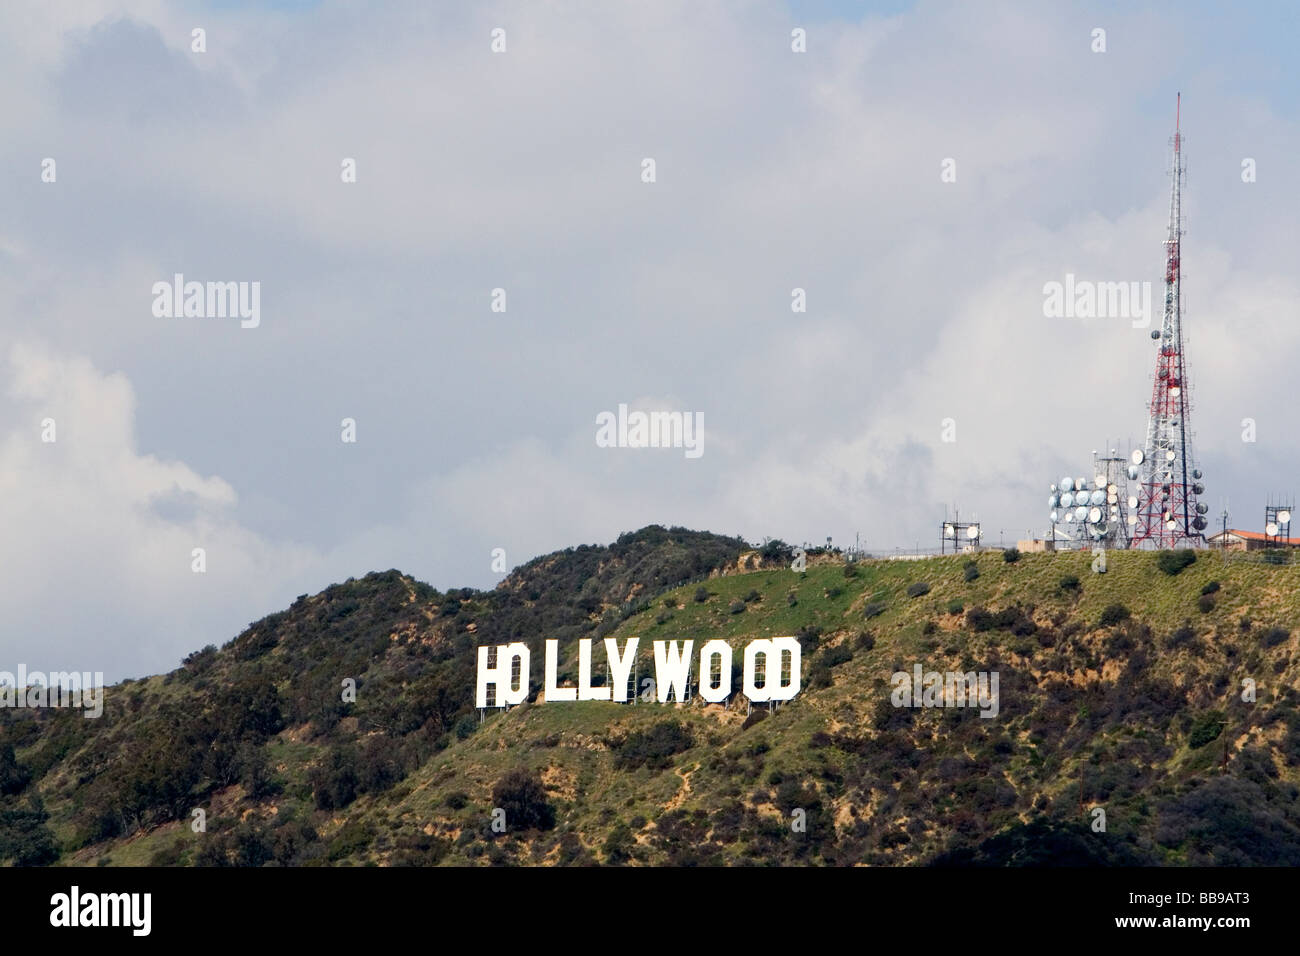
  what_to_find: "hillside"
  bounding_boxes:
[3,529,1300,867]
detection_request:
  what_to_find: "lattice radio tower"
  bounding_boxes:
[1130,94,1208,548]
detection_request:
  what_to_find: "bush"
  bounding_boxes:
[822,645,853,668]
[1201,580,1221,596]
[1263,627,1290,648]
[728,600,746,615]
[786,592,797,607]
[1156,549,1197,575]
[1166,623,1196,649]
[490,770,556,831]
[946,599,964,615]
[1262,549,1290,565]
[1197,594,1216,614]
[855,631,875,651]
[906,581,931,598]
[1098,604,1131,628]
[694,587,709,603]
[843,563,858,579]
[1059,575,1080,592]
[1187,711,1225,750]
[863,602,885,619]
[963,562,980,582]
[613,720,694,770]
[743,589,762,603]
[1003,548,1021,563]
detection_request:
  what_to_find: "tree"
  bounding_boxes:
[491,769,556,831]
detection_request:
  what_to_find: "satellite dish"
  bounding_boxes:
[1127,514,1138,525]
[1165,450,1176,462]
[1170,387,1181,397]
[1076,506,1088,521]
[1192,482,1204,495]
[1191,469,1202,479]
[1049,510,1059,523]
[1127,465,1139,480]
[1095,476,1106,489]
[1049,495,1059,508]
[1089,507,1102,523]
[1165,519,1177,530]
[1196,503,1209,515]
[944,523,955,538]
[1060,477,1074,492]
[1131,450,1144,465]
[1150,330,1161,339]
[1050,483,1057,492]
[1077,478,1089,494]
[1108,494,1119,506]
[1128,495,1138,508]
[1192,516,1208,531]
[1267,522,1279,536]
[1090,490,1105,506]
[1060,492,1074,508]
[1281,510,1292,524]
[966,525,980,540]
[1066,513,1076,523]
[1107,484,1118,495]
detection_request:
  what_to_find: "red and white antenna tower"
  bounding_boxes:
[1129,93,1208,548]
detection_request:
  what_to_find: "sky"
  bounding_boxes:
[2,0,1298,680]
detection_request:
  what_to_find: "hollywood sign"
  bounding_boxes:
[475,637,801,708]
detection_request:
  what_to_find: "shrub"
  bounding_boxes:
[822,645,853,668]
[1166,623,1196,650]
[1197,594,1216,614]
[1263,627,1290,648]
[613,720,694,770]
[843,563,858,579]
[694,586,709,603]
[490,770,556,831]
[1201,580,1221,596]
[1003,548,1021,563]
[728,600,746,615]
[743,589,762,603]
[1262,549,1290,565]
[1098,604,1131,628]
[787,592,798,607]
[946,599,964,615]
[1187,711,1225,750]
[906,581,931,598]
[855,631,875,651]
[963,562,980,582]
[825,586,844,600]
[1059,575,1080,592]
[1156,549,1197,576]
[863,602,886,619]
[655,610,673,625]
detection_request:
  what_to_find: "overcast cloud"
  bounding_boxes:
[2,0,1298,679]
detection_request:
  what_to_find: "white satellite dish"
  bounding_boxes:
[1049,495,1059,508]
[1077,478,1089,493]
[944,523,955,538]
[1165,519,1177,530]
[1131,449,1144,465]
[1095,476,1106,489]
[1170,386,1181,397]
[1127,495,1138,508]
[1076,506,1088,521]
[1089,507,1102,523]
[1049,510,1059,523]
[1267,522,1279,536]
[1060,492,1074,508]
[1050,483,1058,492]
[1281,510,1293,524]
[1066,513,1076,523]
[1107,484,1118,495]
[1060,477,1074,492]
[1090,490,1105,506]
[966,525,980,540]
[1127,514,1138,525]
[1107,494,1118,506]
[1127,465,1139,480]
